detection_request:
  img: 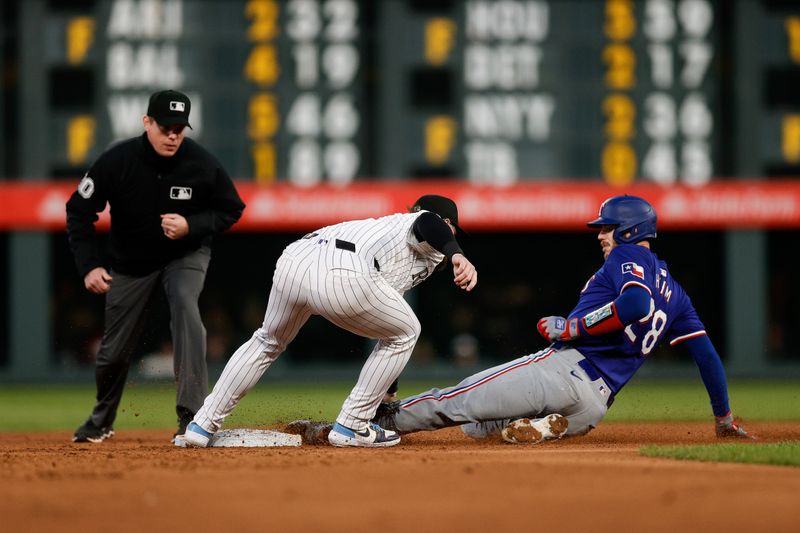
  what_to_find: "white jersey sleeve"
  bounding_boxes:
[310,212,445,294]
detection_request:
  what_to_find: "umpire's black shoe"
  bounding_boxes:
[173,406,195,442]
[73,418,115,443]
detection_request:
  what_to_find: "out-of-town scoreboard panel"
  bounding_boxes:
[29,0,800,184]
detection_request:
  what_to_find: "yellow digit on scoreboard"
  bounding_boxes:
[783,114,800,164]
[244,44,281,86]
[604,0,636,41]
[602,142,637,186]
[602,44,636,90]
[425,18,455,66]
[248,93,280,140]
[251,142,277,184]
[786,16,800,64]
[67,115,96,166]
[66,16,95,65]
[602,94,636,141]
[245,0,280,42]
[425,116,456,165]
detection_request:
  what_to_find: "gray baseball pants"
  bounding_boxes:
[89,247,211,428]
[393,347,612,438]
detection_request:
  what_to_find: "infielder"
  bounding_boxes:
[289,195,753,444]
[183,195,477,448]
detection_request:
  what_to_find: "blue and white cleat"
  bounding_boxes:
[328,422,400,448]
[182,421,214,448]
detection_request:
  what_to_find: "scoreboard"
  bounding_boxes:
[757,0,800,175]
[379,0,720,186]
[23,0,800,185]
[43,0,367,185]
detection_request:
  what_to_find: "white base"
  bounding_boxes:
[175,428,302,448]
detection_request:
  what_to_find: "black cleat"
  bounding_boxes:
[73,418,114,443]
[172,406,196,443]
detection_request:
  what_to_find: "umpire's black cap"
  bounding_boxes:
[412,194,467,235]
[147,89,192,128]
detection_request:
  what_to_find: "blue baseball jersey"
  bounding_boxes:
[557,244,707,392]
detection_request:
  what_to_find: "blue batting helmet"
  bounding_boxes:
[587,195,657,244]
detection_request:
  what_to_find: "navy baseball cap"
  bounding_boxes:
[412,194,467,235]
[147,89,192,128]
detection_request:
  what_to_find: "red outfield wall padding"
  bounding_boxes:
[2,180,800,231]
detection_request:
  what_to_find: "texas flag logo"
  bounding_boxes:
[621,262,645,279]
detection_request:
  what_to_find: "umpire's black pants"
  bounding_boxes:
[89,246,211,428]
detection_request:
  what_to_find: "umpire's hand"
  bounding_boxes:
[84,267,112,294]
[161,213,189,240]
[451,254,478,291]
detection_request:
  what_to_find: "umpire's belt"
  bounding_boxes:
[335,239,381,271]
[578,358,615,408]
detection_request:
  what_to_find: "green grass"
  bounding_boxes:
[0,379,798,432]
[641,442,800,467]
[0,382,358,432]
[604,380,800,421]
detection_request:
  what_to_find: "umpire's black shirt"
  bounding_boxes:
[66,133,245,277]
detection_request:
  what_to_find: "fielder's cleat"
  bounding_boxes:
[501,414,569,444]
[72,418,115,443]
[182,421,214,448]
[284,419,333,445]
[328,422,400,448]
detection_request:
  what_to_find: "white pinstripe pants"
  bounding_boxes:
[194,239,421,432]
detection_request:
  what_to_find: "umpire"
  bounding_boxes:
[66,89,245,443]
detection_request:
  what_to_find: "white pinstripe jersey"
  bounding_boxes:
[310,211,445,294]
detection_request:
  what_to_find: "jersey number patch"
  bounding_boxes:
[78,175,95,199]
[624,299,667,356]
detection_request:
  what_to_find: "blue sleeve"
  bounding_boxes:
[615,285,650,324]
[682,335,731,417]
[573,284,650,337]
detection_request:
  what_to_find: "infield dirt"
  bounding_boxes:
[2,421,799,533]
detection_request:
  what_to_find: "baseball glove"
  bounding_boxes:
[283,420,332,445]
